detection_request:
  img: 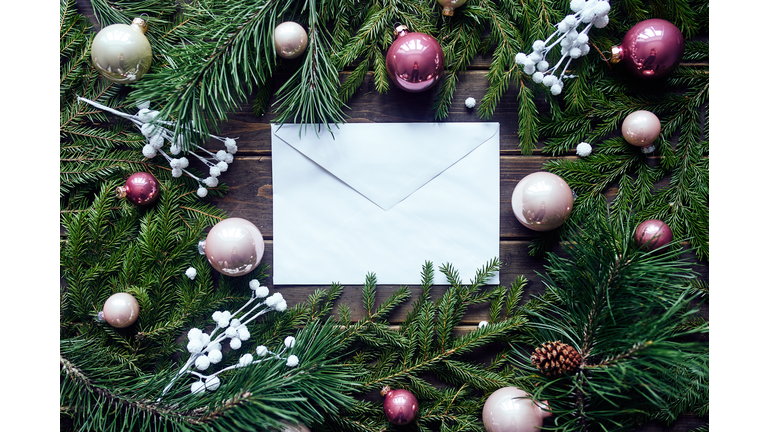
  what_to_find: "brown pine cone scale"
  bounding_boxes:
[531,340,582,377]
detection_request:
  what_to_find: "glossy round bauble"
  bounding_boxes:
[482,386,551,432]
[609,19,684,79]
[91,17,152,83]
[116,172,161,206]
[385,25,445,92]
[634,219,673,251]
[622,110,661,150]
[200,218,265,277]
[438,0,468,16]
[381,386,418,425]
[511,172,573,231]
[102,293,140,328]
[274,21,308,59]
[277,421,311,432]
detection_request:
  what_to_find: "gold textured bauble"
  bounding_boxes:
[91,17,152,83]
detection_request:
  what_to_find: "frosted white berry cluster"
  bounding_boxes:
[76,96,239,197]
[515,0,611,95]
[158,279,298,399]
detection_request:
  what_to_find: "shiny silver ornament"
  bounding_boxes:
[91,17,152,84]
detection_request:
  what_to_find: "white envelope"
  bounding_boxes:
[271,122,500,285]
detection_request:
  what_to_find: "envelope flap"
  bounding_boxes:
[272,123,499,210]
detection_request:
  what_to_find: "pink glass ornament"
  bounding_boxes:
[438,0,467,16]
[381,386,418,425]
[385,25,444,92]
[634,219,673,251]
[199,218,265,277]
[511,172,573,232]
[278,422,311,432]
[610,19,685,79]
[274,21,308,59]
[482,386,551,432]
[622,110,661,151]
[116,172,160,206]
[102,292,140,328]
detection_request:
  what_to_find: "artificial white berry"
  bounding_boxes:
[529,52,543,63]
[595,14,610,28]
[255,286,269,298]
[284,336,296,348]
[514,52,528,64]
[199,333,211,346]
[537,60,549,72]
[171,168,182,178]
[524,63,536,75]
[230,338,242,350]
[593,1,611,16]
[563,15,578,27]
[196,187,208,198]
[238,327,250,341]
[576,142,593,157]
[239,353,254,367]
[187,339,203,354]
[185,267,197,280]
[207,349,223,364]
[204,176,219,188]
[569,47,582,58]
[224,153,234,163]
[542,75,557,87]
[170,142,181,155]
[286,355,299,367]
[465,97,476,109]
[571,0,586,12]
[275,300,288,312]
[478,321,489,328]
[216,150,228,161]
[209,166,221,177]
[188,328,203,341]
[225,327,238,338]
[532,72,544,83]
[149,133,164,149]
[249,279,261,289]
[256,345,268,357]
[551,84,563,95]
[205,376,220,391]
[532,40,546,52]
[142,144,157,158]
[195,355,211,371]
[191,381,206,394]
[179,157,189,168]
[216,161,228,172]
[212,311,222,321]
[576,33,589,45]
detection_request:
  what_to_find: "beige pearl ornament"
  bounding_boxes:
[101,293,140,328]
[274,22,308,59]
[91,17,153,84]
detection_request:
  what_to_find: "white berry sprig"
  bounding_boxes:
[515,0,611,95]
[75,96,238,197]
[158,279,298,399]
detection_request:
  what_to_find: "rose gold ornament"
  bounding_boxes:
[437,0,467,16]
[511,172,573,231]
[101,292,140,328]
[385,25,444,92]
[381,385,418,425]
[609,19,685,79]
[622,110,661,152]
[199,218,265,277]
[634,219,673,251]
[482,386,551,432]
[116,172,161,206]
[274,22,308,59]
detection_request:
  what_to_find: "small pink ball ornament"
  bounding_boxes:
[274,22,308,59]
[437,0,468,16]
[634,219,673,251]
[100,292,140,328]
[198,218,265,277]
[482,386,551,432]
[116,172,161,206]
[277,421,311,432]
[609,19,685,79]
[511,172,573,231]
[622,110,661,153]
[385,24,445,93]
[381,385,418,425]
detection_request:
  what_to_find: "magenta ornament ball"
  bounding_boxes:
[634,219,673,251]
[382,388,419,425]
[274,21,308,59]
[622,110,661,149]
[610,19,685,79]
[118,172,160,206]
[102,293,140,328]
[438,0,468,16]
[511,172,573,231]
[385,25,445,92]
[482,386,551,432]
[201,218,265,277]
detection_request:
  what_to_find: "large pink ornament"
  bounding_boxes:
[278,422,311,432]
[381,385,418,425]
[274,21,308,59]
[482,386,551,432]
[101,292,140,328]
[622,110,661,153]
[385,25,444,92]
[511,172,573,232]
[610,19,685,79]
[199,218,265,277]
[437,0,467,16]
[116,172,160,206]
[634,219,673,251]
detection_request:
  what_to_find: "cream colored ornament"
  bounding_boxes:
[274,22,308,59]
[91,17,152,83]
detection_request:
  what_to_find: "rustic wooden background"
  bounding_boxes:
[70,1,709,430]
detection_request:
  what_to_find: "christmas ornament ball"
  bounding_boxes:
[622,110,661,150]
[381,386,418,425]
[511,172,573,231]
[91,17,152,83]
[385,25,445,93]
[274,21,308,59]
[634,219,673,251]
[610,19,684,79]
[438,0,468,16]
[116,172,161,206]
[482,386,551,432]
[102,293,140,328]
[200,218,265,277]
[277,422,311,432]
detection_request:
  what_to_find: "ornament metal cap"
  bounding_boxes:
[393,24,409,38]
[380,385,391,396]
[115,186,128,199]
[131,17,149,34]
[442,8,455,16]
[609,45,623,64]
[197,240,207,255]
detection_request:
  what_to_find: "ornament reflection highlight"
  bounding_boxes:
[386,25,444,92]
[274,22,308,59]
[511,172,573,231]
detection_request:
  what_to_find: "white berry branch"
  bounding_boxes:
[516,0,611,95]
[75,96,239,197]
[158,279,298,400]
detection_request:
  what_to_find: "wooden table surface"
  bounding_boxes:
[69,2,709,430]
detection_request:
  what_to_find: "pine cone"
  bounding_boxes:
[531,340,582,377]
